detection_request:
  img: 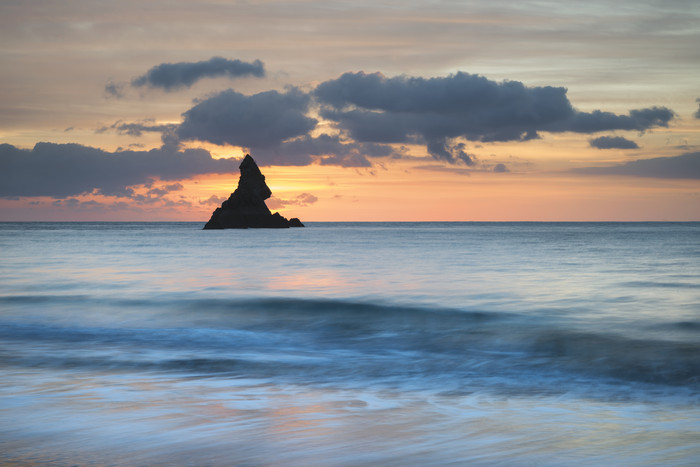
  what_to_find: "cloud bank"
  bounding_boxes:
[177,88,316,149]
[0,142,239,198]
[5,69,685,201]
[589,136,640,150]
[132,57,265,91]
[314,72,674,163]
[573,152,700,179]
[174,88,400,166]
[169,70,673,166]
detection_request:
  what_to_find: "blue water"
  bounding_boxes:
[1,222,699,465]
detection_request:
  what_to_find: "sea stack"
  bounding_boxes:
[203,154,304,229]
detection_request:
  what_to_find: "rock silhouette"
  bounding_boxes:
[203,154,304,229]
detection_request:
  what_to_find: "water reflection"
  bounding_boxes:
[5,369,699,466]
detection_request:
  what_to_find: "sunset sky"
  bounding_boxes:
[1,0,699,221]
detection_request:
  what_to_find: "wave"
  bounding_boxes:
[620,280,700,289]
[1,295,699,393]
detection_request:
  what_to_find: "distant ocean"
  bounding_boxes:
[1,222,699,466]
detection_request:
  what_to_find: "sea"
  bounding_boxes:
[1,221,699,466]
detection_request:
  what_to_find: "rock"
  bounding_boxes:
[203,154,305,229]
[288,218,304,227]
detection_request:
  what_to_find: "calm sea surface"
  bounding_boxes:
[1,222,699,465]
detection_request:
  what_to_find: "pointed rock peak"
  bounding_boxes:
[203,154,305,229]
[239,154,262,175]
[237,154,271,201]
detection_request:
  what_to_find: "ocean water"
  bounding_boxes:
[1,222,699,466]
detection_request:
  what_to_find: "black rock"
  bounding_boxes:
[288,217,304,227]
[203,155,305,229]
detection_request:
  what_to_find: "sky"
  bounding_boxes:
[1,0,699,221]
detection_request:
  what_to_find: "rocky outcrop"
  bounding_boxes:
[203,154,304,229]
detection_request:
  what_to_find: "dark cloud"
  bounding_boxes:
[573,152,700,179]
[589,136,640,150]
[146,183,184,197]
[50,195,193,210]
[561,107,674,133]
[253,134,397,167]
[175,88,397,167]
[132,57,265,91]
[96,120,177,137]
[318,152,372,168]
[695,98,700,119]
[414,160,513,175]
[52,198,111,210]
[176,88,317,156]
[104,80,125,99]
[0,142,239,198]
[315,71,674,163]
[426,140,476,165]
[68,70,684,174]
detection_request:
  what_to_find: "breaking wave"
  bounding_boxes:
[2,295,699,397]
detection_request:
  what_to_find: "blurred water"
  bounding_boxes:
[1,222,699,465]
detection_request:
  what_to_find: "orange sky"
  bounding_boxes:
[1,1,699,221]
[2,155,697,222]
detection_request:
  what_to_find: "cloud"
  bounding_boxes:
[200,195,227,206]
[561,107,674,133]
[573,152,700,179]
[96,120,177,137]
[97,69,677,169]
[146,182,184,197]
[413,165,473,176]
[51,198,110,210]
[0,142,240,198]
[174,88,400,167]
[589,136,640,150]
[315,71,674,163]
[695,98,700,119]
[493,163,509,173]
[48,195,194,211]
[176,88,317,157]
[267,193,319,210]
[254,134,399,167]
[296,193,318,205]
[104,80,125,99]
[426,140,476,165]
[132,57,265,91]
